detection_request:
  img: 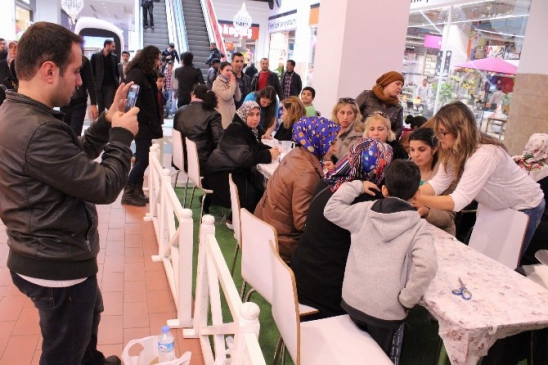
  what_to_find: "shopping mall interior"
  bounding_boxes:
[0,0,547,364]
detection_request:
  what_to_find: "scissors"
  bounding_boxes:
[452,278,472,300]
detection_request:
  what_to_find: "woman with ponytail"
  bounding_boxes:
[173,84,223,171]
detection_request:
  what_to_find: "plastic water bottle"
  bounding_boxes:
[158,325,175,362]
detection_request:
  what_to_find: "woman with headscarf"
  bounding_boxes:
[254,116,340,263]
[355,71,404,139]
[0,41,17,89]
[292,138,393,319]
[205,101,279,216]
[513,133,548,265]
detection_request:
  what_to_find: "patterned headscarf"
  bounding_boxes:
[513,133,548,182]
[236,101,261,123]
[325,138,393,192]
[291,116,340,159]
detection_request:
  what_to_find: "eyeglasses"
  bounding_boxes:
[338,97,356,104]
[436,130,450,138]
[368,111,386,118]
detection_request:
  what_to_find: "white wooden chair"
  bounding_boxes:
[171,129,190,206]
[185,137,213,221]
[228,173,242,276]
[468,205,529,269]
[269,243,393,365]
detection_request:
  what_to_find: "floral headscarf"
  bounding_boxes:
[291,116,340,159]
[325,138,393,192]
[236,101,260,123]
[513,133,548,182]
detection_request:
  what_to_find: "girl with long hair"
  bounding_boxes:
[243,86,278,138]
[212,61,241,128]
[408,128,456,235]
[274,96,306,141]
[327,98,363,164]
[417,101,545,255]
[121,45,163,206]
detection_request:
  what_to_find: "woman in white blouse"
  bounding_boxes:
[416,101,545,255]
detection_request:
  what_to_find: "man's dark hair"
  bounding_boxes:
[122,51,130,56]
[233,52,244,58]
[16,22,82,81]
[287,59,296,67]
[157,72,165,79]
[127,45,160,76]
[0,38,5,42]
[211,58,220,65]
[384,160,421,201]
[302,86,315,98]
[182,51,194,66]
[104,39,114,48]
[261,57,268,62]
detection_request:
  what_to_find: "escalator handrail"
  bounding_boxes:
[166,0,189,56]
[199,0,227,60]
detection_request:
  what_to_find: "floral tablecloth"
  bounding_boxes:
[421,229,548,365]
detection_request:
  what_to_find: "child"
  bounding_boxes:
[156,72,166,121]
[300,86,317,117]
[324,159,437,359]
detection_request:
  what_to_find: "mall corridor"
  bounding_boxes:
[0,198,204,365]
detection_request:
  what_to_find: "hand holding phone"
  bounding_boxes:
[124,85,140,112]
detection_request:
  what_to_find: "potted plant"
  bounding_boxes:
[439,82,455,106]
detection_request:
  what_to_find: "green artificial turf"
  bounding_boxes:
[175,188,459,365]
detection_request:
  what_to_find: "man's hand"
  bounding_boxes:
[106,82,134,123]
[90,105,99,120]
[112,107,139,136]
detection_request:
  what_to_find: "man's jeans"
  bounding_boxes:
[11,272,106,365]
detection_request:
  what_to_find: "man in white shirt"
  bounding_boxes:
[415,79,432,103]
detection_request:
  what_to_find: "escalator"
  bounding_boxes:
[180,0,213,78]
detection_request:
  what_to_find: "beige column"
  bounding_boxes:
[505,0,548,155]
[311,0,410,115]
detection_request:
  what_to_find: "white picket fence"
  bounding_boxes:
[144,143,266,365]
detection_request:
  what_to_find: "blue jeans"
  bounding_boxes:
[520,198,546,258]
[11,272,106,365]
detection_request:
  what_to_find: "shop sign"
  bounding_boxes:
[268,10,297,32]
[218,20,260,40]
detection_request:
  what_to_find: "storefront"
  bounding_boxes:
[15,0,33,38]
[218,20,260,65]
[403,0,532,118]
[307,3,319,87]
[267,10,297,75]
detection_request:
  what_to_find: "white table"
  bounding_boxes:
[422,229,548,365]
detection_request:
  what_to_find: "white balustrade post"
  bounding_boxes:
[183,214,215,338]
[167,207,193,328]
[230,302,261,365]
[144,144,160,222]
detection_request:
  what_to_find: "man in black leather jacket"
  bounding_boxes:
[0,22,138,365]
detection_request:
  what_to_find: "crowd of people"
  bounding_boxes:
[0,21,546,365]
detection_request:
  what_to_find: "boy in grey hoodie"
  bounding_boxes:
[324,159,437,357]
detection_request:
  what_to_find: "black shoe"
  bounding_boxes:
[151,25,155,29]
[144,25,148,29]
[104,356,121,365]
[121,184,147,207]
[135,179,149,204]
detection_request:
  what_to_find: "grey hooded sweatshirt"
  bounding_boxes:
[324,180,437,323]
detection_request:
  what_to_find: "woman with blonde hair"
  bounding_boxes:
[274,96,306,141]
[362,112,408,160]
[327,98,363,164]
[417,101,545,256]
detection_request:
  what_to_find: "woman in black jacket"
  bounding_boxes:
[122,45,163,206]
[205,101,280,214]
[173,84,222,172]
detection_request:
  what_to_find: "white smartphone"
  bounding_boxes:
[124,85,140,112]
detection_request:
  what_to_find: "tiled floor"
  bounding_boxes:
[0,195,204,365]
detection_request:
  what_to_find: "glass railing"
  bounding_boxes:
[166,0,189,55]
[199,0,227,58]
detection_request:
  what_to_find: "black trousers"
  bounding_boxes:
[61,100,88,136]
[96,84,116,114]
[143,5,154,27]
[350,316,402,360]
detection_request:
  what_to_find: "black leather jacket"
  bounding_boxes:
[173,101,223,172]
[0,92,134,280]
